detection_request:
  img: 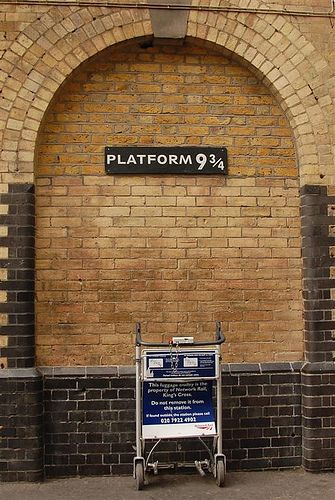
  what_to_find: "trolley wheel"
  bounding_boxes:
[216,460,225,487]
[135,462,145,491]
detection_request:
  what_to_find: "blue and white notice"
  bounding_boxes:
[143,349,218,380]
[142,380,216,439]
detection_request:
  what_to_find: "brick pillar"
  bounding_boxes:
[0,368,43,481]
[0,184,35,368]
[301,185,335,363]
[301,185,335,471]
[0,184,42,481]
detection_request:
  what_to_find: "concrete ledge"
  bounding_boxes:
[0,368,41,378]
[39,366,119,377]
[149,0,190,38]
[224,362,302,374]
[301,362,335,374]
[37,362,303,377]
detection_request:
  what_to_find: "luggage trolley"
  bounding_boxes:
[133,321,226,490]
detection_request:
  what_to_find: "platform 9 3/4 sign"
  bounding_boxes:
[105,147,227,175]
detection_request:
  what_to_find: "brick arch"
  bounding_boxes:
[0,5,333,184]
[1,6,152,179]
[35,38,304,367]
[186,11,333,185]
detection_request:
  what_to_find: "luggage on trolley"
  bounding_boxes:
[133,321,226,490]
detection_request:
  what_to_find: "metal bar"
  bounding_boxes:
[198,436,214,464]
[1,0,335,18]
[216,349,223,456]
[135,342,142,457]
[145,438,162,468]
[137,339,224,347]
[136,321,225,347]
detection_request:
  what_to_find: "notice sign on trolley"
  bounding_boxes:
[105,147,227,175]
[142,380,216,439]
[143,349,218,380]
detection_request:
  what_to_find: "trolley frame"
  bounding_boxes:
[133,321,226,490]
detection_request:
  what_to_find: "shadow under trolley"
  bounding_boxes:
[133,321,226,490]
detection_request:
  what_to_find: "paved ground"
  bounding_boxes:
[0,469,335,499]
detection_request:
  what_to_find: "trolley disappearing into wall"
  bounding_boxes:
[133,321,226,490]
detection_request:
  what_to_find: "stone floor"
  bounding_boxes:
[0,469,335,499]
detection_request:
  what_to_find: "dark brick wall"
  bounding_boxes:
[0,369,43,481]
[302,362,335,471]
[299,186,335,472]
[43,367,136,478]
[222,363,302,470]
[2,362,335,481]
[301,185,335,363]
[0,184,35,368]
[41,363,302,478]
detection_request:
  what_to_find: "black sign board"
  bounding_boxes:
[105,147,227,175]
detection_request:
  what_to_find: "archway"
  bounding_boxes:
[0,3,334,478]
[35,37,303,366]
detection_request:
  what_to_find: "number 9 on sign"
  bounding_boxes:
[196,153,207,170]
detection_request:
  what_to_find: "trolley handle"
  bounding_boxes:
[135,321,225,347]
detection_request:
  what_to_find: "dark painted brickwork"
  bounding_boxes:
[0,369,43,481]
[301,185,335,362]
[302,362,335,471]
[42,364,302,478]
[2,362,335,481]
[222,363,302,470]
[0,184,35,368]
[43,367,135,477]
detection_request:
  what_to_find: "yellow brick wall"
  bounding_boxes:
[1,2,333,186]
[35,40,303,366]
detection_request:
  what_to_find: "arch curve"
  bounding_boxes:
[0,4,333,184]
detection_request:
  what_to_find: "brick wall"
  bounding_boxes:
[0,0,334,480]
[41,363,302,478]
[302,363,335,471]
[35,40,303,366]
[223,363,302,470]
[0,184,35,368]
[301,185,335,362]
[43,367,135,477]
[5,362,335,481]
[3,363,335,480]
[0,369,43,481]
